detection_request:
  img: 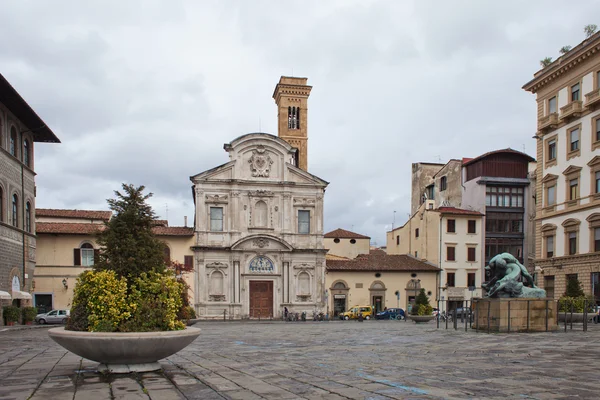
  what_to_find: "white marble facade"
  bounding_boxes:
[190,133,328,319]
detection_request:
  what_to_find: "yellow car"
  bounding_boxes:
[340,306,374,320]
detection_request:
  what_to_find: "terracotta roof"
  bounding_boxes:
[436,207,484,216]
[152,220,169,227]
[36,208,112,221]
[324,228,370,239]
[36,222,105,235]
[326,250,440,272]
[325,254,351,261]
[461,148,535,167]
[153,226,194,236]
[36,222,193,237]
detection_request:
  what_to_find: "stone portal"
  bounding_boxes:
[249,281,273,318]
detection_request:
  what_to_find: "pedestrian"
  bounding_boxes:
[284,306,289,320]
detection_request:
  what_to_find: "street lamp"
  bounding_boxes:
[62,279,68,289]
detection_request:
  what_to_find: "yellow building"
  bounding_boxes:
[33,209,194,311]
[324,228,440,317]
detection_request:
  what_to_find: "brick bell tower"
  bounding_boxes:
[273,76,312,171]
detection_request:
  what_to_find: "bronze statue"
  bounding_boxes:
[482,253,546,298]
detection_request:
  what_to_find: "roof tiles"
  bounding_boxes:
[324,228,370,239]
[326,250,440,272]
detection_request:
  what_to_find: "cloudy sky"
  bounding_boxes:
[1,1,598,245]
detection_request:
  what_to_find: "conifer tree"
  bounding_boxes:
[94,184,167,280]
[415,288,430,307]
[564,276,585,298]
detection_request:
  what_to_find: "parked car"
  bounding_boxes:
[340,306,374,320]
[375,308,405,320]
[453,307,473,321]
[35,309,70,325]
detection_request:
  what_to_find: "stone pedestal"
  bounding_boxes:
[473,298,558,332]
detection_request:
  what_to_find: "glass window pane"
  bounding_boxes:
[210,207,223,232]
[549,97,557,113]
[298,210,310,234]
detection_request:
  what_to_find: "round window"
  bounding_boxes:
[411,273,417,278]
[427,291,432,296]
[375,273,381,278]
[350,239,356,244]
[333,238,340,243]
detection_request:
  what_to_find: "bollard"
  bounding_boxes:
[526,300,530,333]
[570,302,574,331]
[583,300,588,332]
[545,299,549,332]
[487,302,491,334]
[564,300,567,332]
[508,300,511,333]
[453,309,457,330]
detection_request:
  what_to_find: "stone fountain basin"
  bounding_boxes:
[49,327,201,373]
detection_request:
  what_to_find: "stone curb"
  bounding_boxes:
[0,324,53,333]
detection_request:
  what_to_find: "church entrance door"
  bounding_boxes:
[249,281,273,318]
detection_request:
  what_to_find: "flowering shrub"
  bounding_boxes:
[120,271,185,332]
[68,270,131,332]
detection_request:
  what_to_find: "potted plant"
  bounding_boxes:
[408,289,435,323]
[22,307,37,325]
[48,184,201,373]
[3,306,20,326]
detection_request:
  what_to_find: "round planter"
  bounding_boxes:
[186,318,201,326]
[48,327,201,373]
[407,315,435,324]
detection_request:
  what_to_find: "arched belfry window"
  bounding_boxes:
[23,139,30,167]
[25,202,31,232]
[255,200,268,227]
[288,106,300,129]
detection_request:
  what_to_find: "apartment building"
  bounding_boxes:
[0,73,60,318]
[523,31,600,302]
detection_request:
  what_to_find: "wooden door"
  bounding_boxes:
[249,281,273,318]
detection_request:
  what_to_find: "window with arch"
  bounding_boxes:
[298,272,310,295]
[10,127,18,157]
[23,139,31,167]
[11,194,18,227]
[209,271,224,295]
[81,243,95,266]
[163,246,171,266]
[25,202,31,232]
[562,219,580,256]
[371,282,385,290]
[254,200,268,227]
[332,281,347,289]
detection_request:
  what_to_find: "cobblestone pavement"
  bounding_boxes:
[0,321,599,400]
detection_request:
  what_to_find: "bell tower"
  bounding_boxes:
[273,76,312,171]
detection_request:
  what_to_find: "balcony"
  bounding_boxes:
[560,100,583,121]
[585,88,600,109]
[538,113,558,131]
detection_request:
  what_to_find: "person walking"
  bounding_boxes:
[284,306,289,321]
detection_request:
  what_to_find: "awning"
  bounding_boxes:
[0,291,11,300]
[12,291,32,300]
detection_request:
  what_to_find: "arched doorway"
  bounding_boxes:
[330,281,349,317]
[405,279,421,311]
[369,281,386,313]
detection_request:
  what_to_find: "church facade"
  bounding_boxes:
[190,77,329,319]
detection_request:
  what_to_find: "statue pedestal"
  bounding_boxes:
[473,298,558,332]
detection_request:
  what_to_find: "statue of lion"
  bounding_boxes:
[482,253,546,298]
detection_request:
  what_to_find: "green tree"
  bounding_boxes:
[559,45,572,55]
[94,184,167,280]
[584,24,597,38]
[564,276,585,298]
[415,288,430,307]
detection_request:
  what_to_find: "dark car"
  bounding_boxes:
[453,307,473,321]
[375,308,405,320]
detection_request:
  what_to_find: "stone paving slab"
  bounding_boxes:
[0,321,599,399]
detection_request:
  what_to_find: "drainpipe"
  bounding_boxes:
[438,215,443,310]
[21,163,26,292]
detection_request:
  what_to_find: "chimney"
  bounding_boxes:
[184,216,188,227]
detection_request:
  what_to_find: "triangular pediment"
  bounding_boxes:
[541,173,558,183]
[286,164,329,187]
[562,165,582,176]
[190,161,235,181]
[587,155,600,167]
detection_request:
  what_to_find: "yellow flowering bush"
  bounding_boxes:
[67,270,131,332]
[120,271,185,332]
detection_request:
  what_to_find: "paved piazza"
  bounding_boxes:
[0,321,599,400]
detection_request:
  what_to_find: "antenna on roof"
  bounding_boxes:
[165,203,168,221]
[259,117,261,133]
[435,155,442,163]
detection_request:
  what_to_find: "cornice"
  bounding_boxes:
[523,33,600,94]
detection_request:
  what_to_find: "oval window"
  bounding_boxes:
[411,273,417,278]
[333,238,340,243]
[350,239,356,244]
[375,273,381,278]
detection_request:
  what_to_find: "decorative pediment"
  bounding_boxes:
[231,234,293,251]
[293,198,316,207]
[206,262,228,269]
[293,263,314,276]
[587,156,600,167]
[541,173,558,183]
[561,218,581,228]
[248,190,274,197]
[562,165,582,176]
[190,161,235,181]
[287,165,329,187]
[587,213,600,228]
[248,146,274,177]
[541,223,557,234]
[205,194,229,204]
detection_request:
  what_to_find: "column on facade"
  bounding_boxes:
[233,260,240,303]
[283,261,290,303]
